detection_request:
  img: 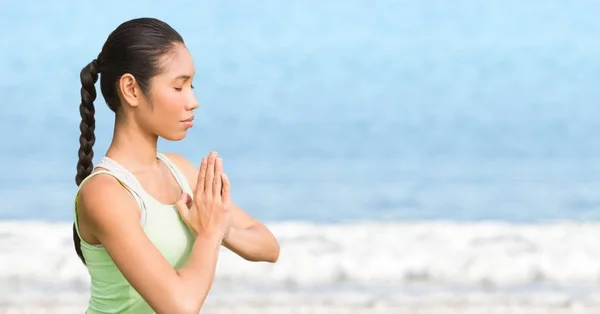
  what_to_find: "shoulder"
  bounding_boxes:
[77,172,140,233]
[78,171,129,210]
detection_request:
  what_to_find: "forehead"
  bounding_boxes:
[156,43,195,79]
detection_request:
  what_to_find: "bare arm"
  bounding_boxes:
[78,153,229,314]
[164,152,280,263]
[222,203,280,262]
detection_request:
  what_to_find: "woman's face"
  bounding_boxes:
[133,42,200,141]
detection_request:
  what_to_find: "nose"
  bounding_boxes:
[186,92,199,110]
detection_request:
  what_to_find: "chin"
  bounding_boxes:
[161,130,188,142]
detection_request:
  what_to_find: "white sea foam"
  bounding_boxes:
[1,220,600,307]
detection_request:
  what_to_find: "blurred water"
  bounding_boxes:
[1,0,600,222]
[5,220,600,309]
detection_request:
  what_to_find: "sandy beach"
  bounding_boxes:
[2,301,600,314]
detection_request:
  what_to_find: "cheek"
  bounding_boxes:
[151,89,183,117]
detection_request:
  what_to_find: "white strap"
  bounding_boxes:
[96,157,144,191]
[94,157,147,226]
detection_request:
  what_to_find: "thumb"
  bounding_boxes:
[175,193,191,220]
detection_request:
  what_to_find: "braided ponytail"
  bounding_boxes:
[76,59,99,185]
[73,59,100,264]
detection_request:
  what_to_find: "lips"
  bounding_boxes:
[182,116,194,128]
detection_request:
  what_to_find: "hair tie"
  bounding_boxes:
[91,59,100,73]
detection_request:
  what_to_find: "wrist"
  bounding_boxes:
[196,231,223,245]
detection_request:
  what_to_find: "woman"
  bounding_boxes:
[72,17,280,314]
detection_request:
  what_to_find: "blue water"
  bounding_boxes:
[2,0,600,223]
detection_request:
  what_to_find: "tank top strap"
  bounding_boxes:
[95,157,145,192]
[94,156,148,220]
[157,153,194,197]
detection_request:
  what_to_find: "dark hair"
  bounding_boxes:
[73,17,184,264]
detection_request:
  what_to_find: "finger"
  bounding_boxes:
[205,151,217,196]
[184,193,193,209]
[174,193,190,222]
[213,158,223,199]
[221,173,231,205]
[196,157,207,197]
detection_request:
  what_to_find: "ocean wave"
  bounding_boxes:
[1,220,599,290]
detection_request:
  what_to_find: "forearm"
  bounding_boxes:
[223,225,280,262]
[174,233,223,313]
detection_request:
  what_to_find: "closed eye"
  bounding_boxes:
[174,85,194,92]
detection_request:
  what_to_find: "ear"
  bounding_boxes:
[119,73,142,108]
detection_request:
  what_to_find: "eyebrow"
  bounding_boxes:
[174,75,193,81]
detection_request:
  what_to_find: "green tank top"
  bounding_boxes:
[73,153,195,314]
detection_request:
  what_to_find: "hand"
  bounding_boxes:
[175,152,231,241]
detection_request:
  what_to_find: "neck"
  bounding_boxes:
[106,116,159,170]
